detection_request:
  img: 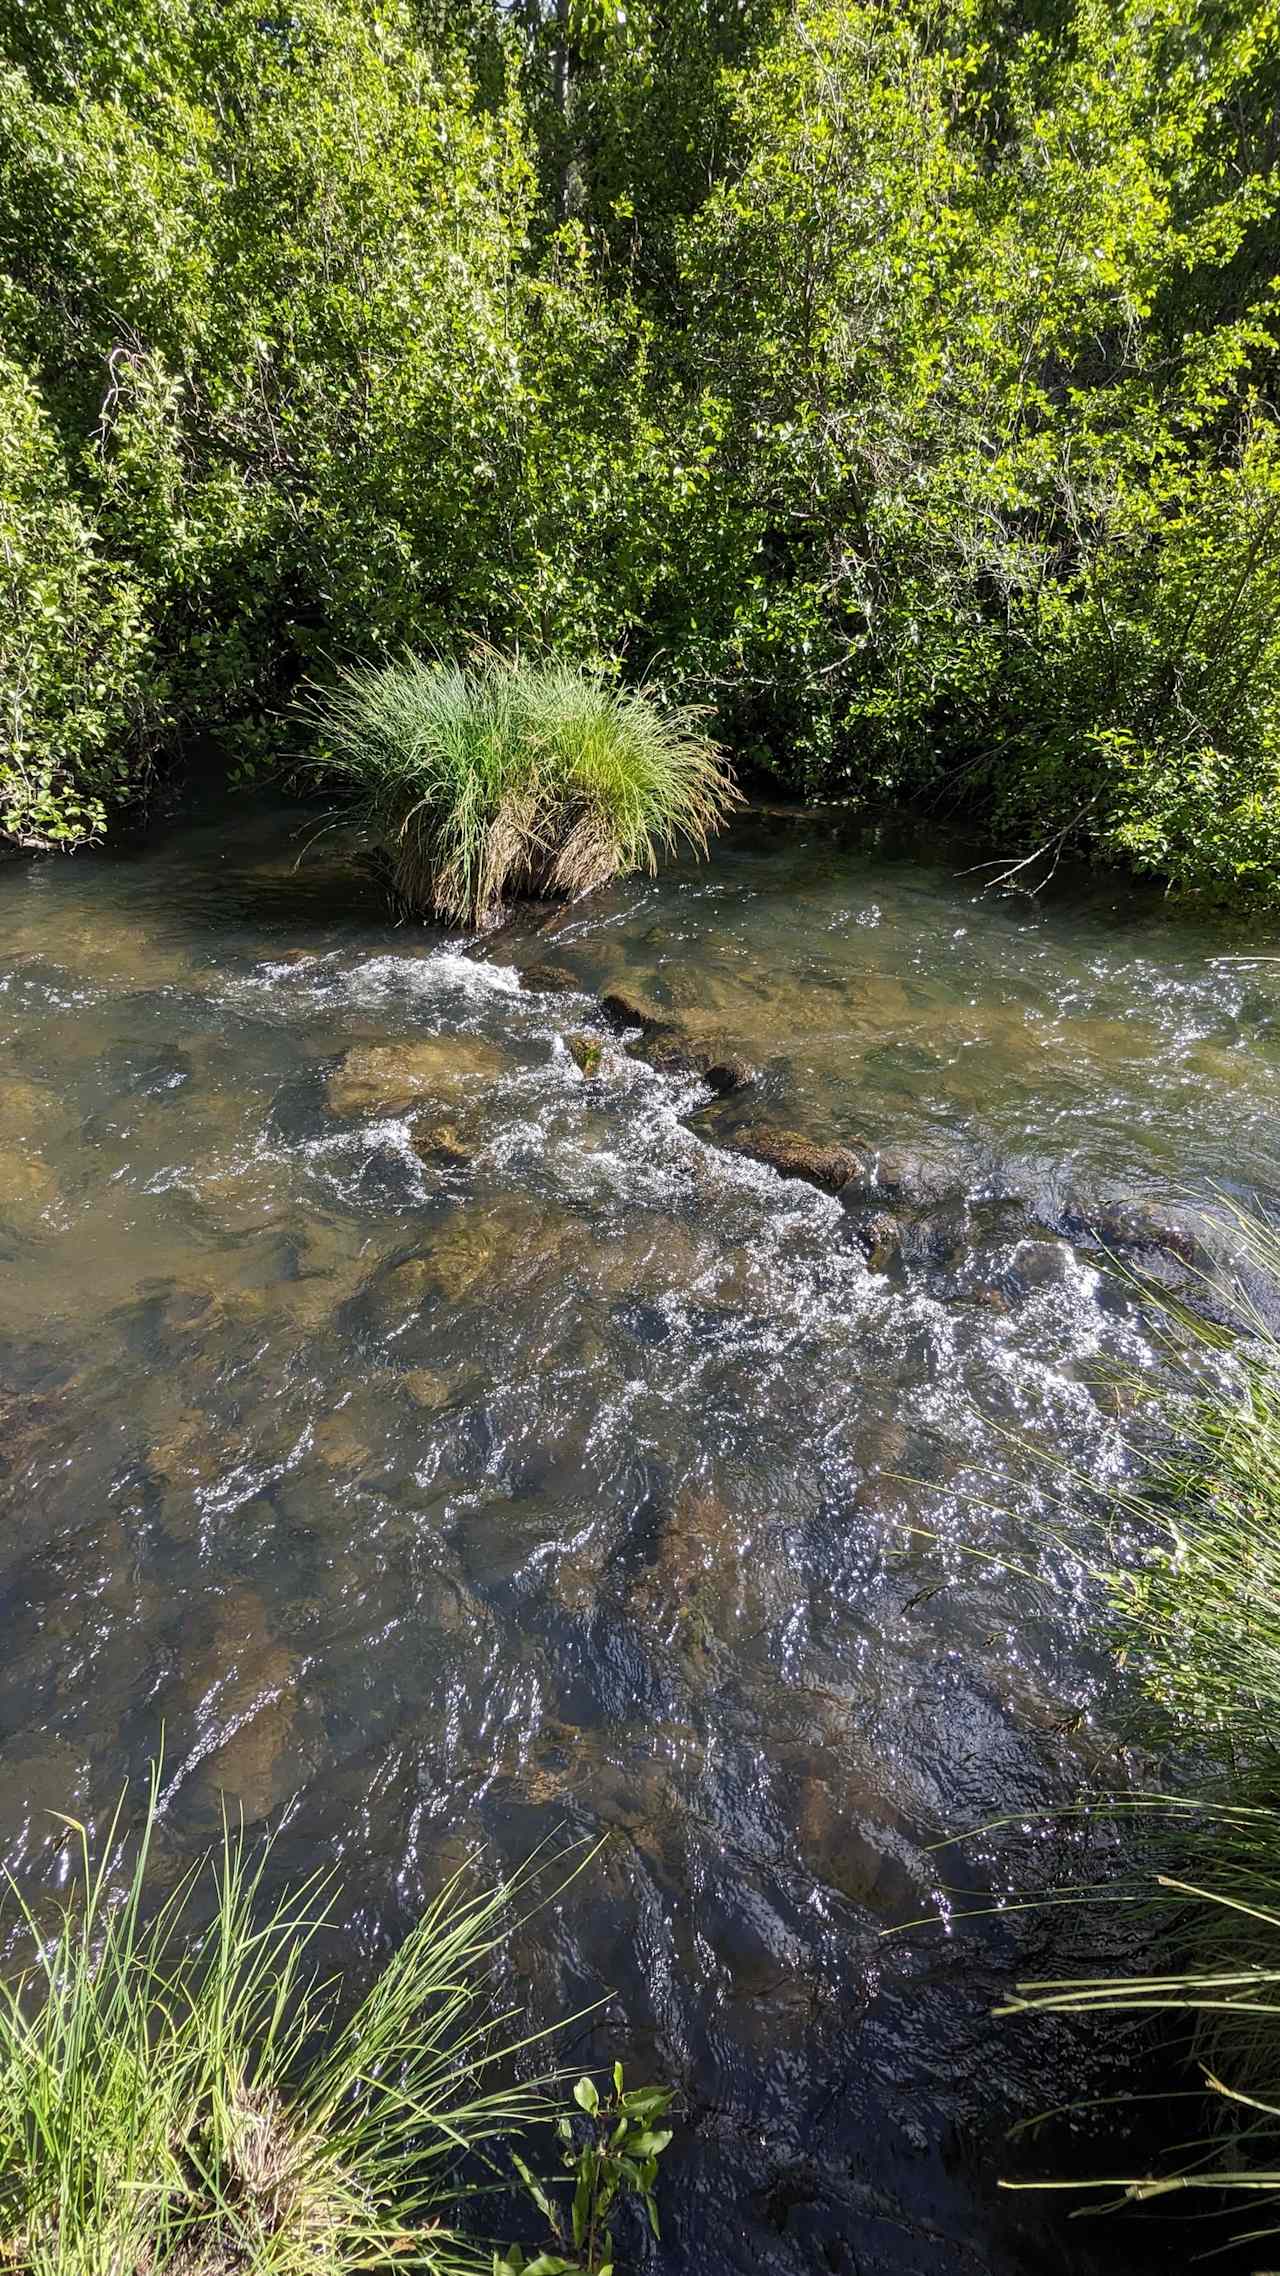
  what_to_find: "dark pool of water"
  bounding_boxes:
[3,802,1277,2273]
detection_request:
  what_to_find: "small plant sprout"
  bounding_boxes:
[497,2063,676,2276]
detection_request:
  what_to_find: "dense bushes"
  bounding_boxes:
[0,0,669,848]
[1,0,1278,894]
[666,0,1280,891]
[0,355,156,848]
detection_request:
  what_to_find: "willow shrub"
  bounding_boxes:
[304,652,739,926]
[0,0,673,848]
[668,0,1280,897]
[0,354,157,850]
[3,0,1280,897]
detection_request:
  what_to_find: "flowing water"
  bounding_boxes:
[3,800,1279,2273]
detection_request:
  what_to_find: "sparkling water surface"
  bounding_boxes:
[3,801,1278,2273]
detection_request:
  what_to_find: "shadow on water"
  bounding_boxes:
[3,796,1279,2272]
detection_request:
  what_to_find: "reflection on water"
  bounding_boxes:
[2,803,1277,2274]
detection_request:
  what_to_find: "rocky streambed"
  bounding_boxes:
[2,800,1279,2274]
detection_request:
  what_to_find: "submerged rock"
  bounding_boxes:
[852,1210,902,1272]
[310,1411,373,1472]
[519,961,579,995]
[628,1484,757,1644]
[410,1115,473,1166]
[582,1216,708,1301]
[600,985,669,1036]
[402,1366,455,1410]
[147,1404,228,1489]
[838,1146,963,1209]
[359,1200,574,1336]
[1061,1194,1201,1268]
[0,1149,58,1220]
[189,1587,299,1825]
[0,1075,57,1145]
[326,1036,503,1117]
[725,1124,866,1193]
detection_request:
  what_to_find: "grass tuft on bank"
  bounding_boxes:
[0,1771,562,2276]
[302,652,740,928]
[1004,1207,1280,2240]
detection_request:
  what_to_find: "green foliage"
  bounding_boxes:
[0,0,666,838]
[0,354,157,849]
[668,0,1280,884]
[0,1764,578,2276]
[303,650,738,925]
[2,0,1278,895]
[496,2064,676,2276]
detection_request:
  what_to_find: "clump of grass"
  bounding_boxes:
[301,651,741,927]
[996,1206,1280,2242]
[0,1769,565,2276]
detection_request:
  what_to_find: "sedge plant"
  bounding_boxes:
[300,652,740,928]
[992,1206,1280,2245]
[0,1768,587,2276]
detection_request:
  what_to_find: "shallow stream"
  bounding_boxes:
[3,802,1279,2273]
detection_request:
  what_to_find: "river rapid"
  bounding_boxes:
[3,801,1279,2273]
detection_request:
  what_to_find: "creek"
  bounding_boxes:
[3,801,1279,2273]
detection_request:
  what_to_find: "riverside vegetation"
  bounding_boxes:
[996,1208,1280,2253]
[2,0,1280,898]
[303,654,739,926]
[0,1770,673,2276]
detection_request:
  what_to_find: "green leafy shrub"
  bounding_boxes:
[2,0,1279,896]
[499,2064,676,2276]
[304,652,739,925]
[0,354,158,849]
[0,0,667,841]
[667,0,1280,889]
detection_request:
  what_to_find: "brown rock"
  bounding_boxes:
[410,1116,473,1166]
[0,1076,55,1145]
[702,1052,755,1095]
[311,1412,372,1471]
[855,1211,902,1271]
[1063,1195,1200,1267]
[402,1367,455,1410]
[190,1588,298,1824]
[726,1124,866,1194]
[638,1031,755,1092]
[567,1034,604,1078]
[600,987,668,1035]
[326,1036,503,1118]
[0,1150,58,1218]
[841,1147,961,1207]
[148,1405,227,1488]
[519,962,579,995]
